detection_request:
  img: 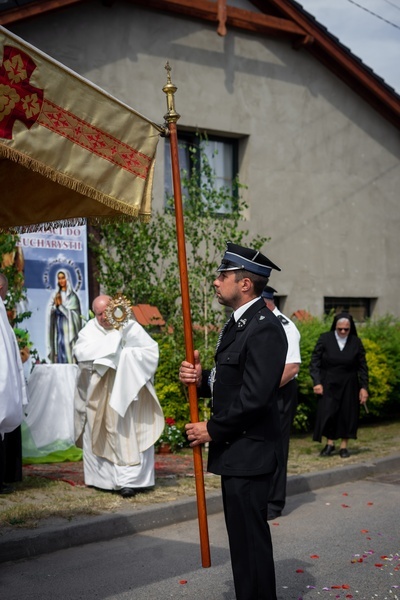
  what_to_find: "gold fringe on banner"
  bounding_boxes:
[0,214,152,234]
[0,144,142,218]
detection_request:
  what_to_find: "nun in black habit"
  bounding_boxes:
[310,312,369,458]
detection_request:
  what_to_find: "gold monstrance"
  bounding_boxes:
[105,293,132,329]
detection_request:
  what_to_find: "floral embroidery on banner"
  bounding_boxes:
[0,45,43,139]
[0,44,153,178]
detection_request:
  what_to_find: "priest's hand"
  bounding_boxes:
[185,421,211,447]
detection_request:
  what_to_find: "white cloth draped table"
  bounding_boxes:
[22,363,79,458]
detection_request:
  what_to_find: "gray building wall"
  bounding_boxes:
[9,1,400,318]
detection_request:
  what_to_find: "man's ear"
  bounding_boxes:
[240,277,252,292]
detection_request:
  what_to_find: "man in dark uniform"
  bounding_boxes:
[179,242,287,600]
[262,286,301,520]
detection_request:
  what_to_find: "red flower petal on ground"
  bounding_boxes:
[375,564,383,568]
[367,502,374,506]
[361,529,369,533]
[342,492,348,496]
[272,522,280,526]
[346,595,353,598]
[331,585,342,589]
[342,584,350,589]
[296,569,304,573]
[341,504,350,508]
[310,554,319,559]
[179,580,187,584]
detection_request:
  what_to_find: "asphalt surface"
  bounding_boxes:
[1,453,400,567]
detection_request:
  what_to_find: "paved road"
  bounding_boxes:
[2,470,399,600]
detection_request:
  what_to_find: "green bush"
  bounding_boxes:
[358,338,392,417]
[291,315,329,431]
[153,332,188,431]
[360,316,400,416]
[151,311,400,438]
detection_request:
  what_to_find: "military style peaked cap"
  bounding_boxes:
[261,285,278,299]
[217,242,281,278]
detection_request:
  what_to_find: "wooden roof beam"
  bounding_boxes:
[129,0,308,39]
[0,0,309,41]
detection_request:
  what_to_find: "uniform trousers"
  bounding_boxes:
[268,379,298,515]
[221,472,277,600]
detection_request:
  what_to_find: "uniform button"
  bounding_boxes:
[242,431,246,435]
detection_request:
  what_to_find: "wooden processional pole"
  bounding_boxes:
[162,63,211,569]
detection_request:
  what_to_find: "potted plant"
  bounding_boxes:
[156,417,186,453]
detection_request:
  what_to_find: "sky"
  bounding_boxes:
[298,0,400,93]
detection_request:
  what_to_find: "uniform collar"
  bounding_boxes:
[233,296,260,322]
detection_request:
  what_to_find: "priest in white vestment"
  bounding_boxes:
[73,295,164,497]
[0,273,28,494]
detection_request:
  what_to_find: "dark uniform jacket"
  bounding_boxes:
[200,298,288,477]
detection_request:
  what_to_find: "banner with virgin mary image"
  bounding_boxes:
[18,223,89,463]
[19,223,89,363]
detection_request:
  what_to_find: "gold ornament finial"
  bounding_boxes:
[165,61,172,82]
[163,61,180,124]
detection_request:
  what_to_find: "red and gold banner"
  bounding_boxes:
[0,27,162,231]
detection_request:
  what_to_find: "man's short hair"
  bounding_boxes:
[234,269,269,295]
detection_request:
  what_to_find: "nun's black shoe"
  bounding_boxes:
[119,487,138,498]
[339,448,350,458]
[320,444,335,456]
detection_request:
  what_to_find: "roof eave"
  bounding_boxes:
[1,0,399,128]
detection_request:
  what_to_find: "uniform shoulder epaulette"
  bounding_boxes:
[277,314,289,325]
